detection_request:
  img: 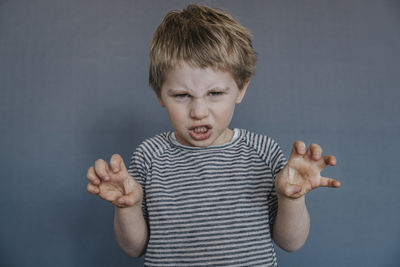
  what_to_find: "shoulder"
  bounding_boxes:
[238,129,281,153]
[129,132,173,170]
[134,132,172,159]
[237,128,285,163]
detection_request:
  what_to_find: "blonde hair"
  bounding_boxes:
[149,4,257,97]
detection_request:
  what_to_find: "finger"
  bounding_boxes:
[323,155,336,166]
[306,143,322,161]
[110,154,127,173]
[290,140,306,158]
[87,183,100,194]
[326,155,336,166]
[87,166,101,185]
[317,155,337,170]
[94,159,110,181]
[320,176,341,188]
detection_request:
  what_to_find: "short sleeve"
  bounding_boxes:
[266,139,287,230]
[127,148,149,223]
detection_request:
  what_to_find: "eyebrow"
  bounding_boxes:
[210,87,230,92]
[167,89,187,95]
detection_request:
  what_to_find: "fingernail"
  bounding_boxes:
[113,168,119,173]
[119,198,125,204]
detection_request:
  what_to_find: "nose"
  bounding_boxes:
[189,99,209,120]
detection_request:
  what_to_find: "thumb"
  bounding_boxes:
[116,185,142,207]
[277,183,304,199]
[285,184,302,196]
[123,176,143,205]
[275,171,302,197]
[116,193,137,207]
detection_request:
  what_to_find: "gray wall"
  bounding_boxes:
[1,0,399,266]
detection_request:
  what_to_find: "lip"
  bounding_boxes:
[188,125,213,141]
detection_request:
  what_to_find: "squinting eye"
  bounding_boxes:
[175,94,189,98]
[209,92,223,96]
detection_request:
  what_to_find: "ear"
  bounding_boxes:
[235,80,250,104]
[157,95,166,107]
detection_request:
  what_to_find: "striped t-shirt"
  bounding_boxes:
[128,128,286,267]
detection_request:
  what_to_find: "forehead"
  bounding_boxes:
[162,62,236,92]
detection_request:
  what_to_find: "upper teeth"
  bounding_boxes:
[194,127,208,133]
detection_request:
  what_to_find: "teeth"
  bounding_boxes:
[194,127,208,133]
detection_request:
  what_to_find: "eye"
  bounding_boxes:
[174,93,189,98]
[209,91,224,97]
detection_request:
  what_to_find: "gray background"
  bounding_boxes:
[1,0,399,266]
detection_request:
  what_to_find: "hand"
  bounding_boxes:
[275,141,341,199]
[86,154,143,208]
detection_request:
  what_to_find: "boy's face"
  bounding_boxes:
[158,62,248,147]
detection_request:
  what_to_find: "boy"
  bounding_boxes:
[86,4,340,266]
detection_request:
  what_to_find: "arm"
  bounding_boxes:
[114,203,149,258]
[86,154,149,258]
[272,195,310,252]
[272,141,340,252]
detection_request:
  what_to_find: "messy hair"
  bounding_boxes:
[149,4,257,97]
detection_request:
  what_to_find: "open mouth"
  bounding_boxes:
[189,125,212,141]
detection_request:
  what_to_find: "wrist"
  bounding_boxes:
[277,193,306,205]
[276,193,308,221]
[115,201,143,215]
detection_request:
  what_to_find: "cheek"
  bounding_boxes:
[212,101,236,120]
[165,104,187,125]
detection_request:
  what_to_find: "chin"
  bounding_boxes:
[185,137,216,148]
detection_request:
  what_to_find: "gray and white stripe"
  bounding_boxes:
[128,129,286,267]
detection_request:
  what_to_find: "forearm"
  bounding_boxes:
[272,195,310,252]
[114,203,149,258]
